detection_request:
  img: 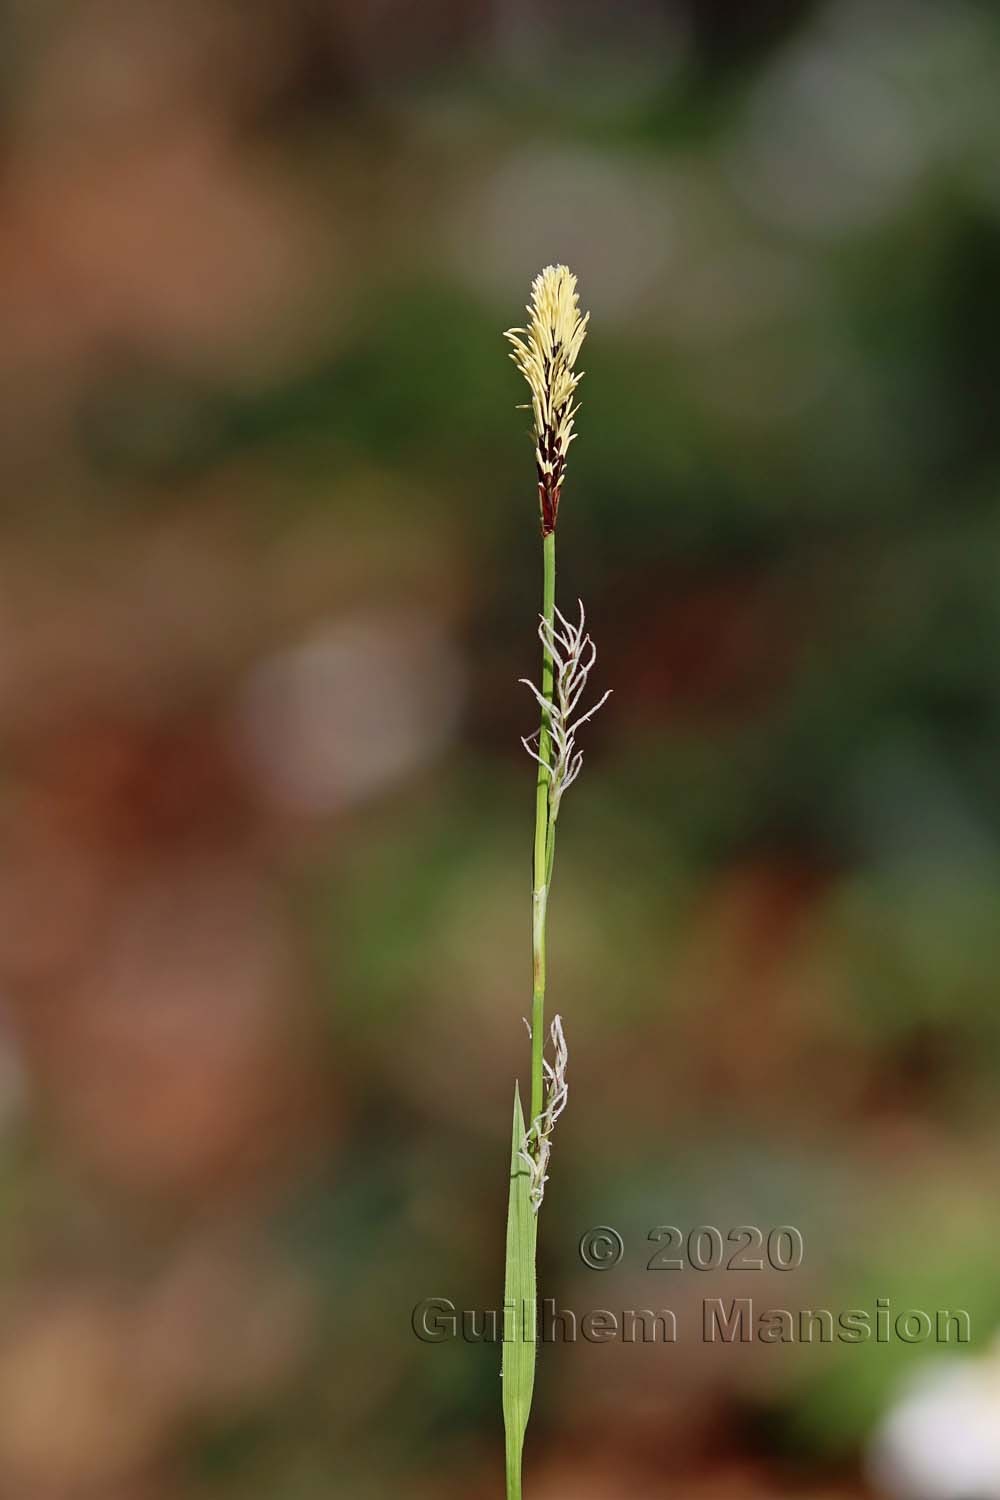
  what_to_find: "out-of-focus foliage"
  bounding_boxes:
[0,1,999,1496]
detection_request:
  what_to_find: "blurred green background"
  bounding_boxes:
[1,1,1000,1496]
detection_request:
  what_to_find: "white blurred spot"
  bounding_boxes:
[458,146,680,324]
[728,0,1000,242]
[234,612,464,813]
[729,48,923,239]
[869,1353,1000,1500]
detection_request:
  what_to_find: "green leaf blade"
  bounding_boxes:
[502,1085,537,1500]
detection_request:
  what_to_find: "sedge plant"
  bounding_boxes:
[500,266,610,1499]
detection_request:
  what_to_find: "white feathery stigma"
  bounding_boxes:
[518,1015,569,1212]
[520,599,612,819]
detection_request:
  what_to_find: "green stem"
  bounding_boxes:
[509,531,556,1500]
[530,530,556,1127]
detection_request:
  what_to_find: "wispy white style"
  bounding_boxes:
[520,600,612,818]
[518,1015,569,1212]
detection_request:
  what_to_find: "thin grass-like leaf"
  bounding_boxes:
[501,1086,537,1500]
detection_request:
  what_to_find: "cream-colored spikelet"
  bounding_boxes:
[504,265,589,534]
